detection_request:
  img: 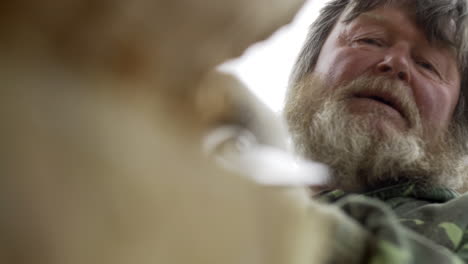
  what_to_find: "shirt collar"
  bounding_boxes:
[316,182,460,203]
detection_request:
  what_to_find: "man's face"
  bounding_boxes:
[314,5,460,139]
[285,5,466,191]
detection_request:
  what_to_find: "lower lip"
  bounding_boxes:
[348,97,400,114]
[346,97,407,128]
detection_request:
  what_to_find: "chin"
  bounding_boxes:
[347,112,408,140]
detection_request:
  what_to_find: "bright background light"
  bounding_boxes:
[220,0,329,112]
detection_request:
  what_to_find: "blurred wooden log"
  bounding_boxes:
[0,0,335,264]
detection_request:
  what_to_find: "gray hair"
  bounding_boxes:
[288,0,468,136]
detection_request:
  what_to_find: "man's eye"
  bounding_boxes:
[357,38,383,47]
[417,60,436,73]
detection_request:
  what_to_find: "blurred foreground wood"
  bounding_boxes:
[0,0,334,263]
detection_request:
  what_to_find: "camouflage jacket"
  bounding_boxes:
[318,183,468,263]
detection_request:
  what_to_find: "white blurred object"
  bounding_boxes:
[204,125,330,186]
[221,0,330,112]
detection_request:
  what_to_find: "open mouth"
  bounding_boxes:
[353,92,405,119]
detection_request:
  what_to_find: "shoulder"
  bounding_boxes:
[393,193,468,251]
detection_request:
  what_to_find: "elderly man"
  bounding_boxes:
[283,0,468,263]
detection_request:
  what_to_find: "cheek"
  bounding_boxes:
[413,80,459,129]
[315,49,375,88]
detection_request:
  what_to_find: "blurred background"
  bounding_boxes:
[220,0,329,112]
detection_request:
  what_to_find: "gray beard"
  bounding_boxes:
[285,75,468,192]
[306,100,435,191]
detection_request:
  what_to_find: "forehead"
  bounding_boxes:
[345,6,418,36]
[348,8,425,42]
[342,1,459,45]
[341,5,457,56]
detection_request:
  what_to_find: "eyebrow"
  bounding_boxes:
[356,12,457,55]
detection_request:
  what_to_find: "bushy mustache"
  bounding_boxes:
[327,75,422,132]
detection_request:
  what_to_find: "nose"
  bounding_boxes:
[375,44,411,83]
